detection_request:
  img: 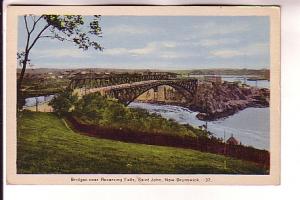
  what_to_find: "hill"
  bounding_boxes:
[17,112,267,174]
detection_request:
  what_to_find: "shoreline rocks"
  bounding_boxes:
[193,82,269,121]
[135,81,270,121]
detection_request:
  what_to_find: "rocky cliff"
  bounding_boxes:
[192,81,269,120]
[135,81,270,121]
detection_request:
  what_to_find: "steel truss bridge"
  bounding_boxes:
[69,74,198,105]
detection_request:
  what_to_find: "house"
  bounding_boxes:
[226,134,239,145]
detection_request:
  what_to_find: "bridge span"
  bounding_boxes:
[69,73,178,90]
[73,79,198,105]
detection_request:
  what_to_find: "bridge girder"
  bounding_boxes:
[105,79,198,105]
[68,74,178,89]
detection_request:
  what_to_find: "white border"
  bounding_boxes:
[5,5,280,186]
[2,0,300,199]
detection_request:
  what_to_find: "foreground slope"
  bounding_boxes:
[17,112,267,174]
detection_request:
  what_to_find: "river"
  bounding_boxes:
[128,102,269,150]
[221,76,270,89]
[23,95,55,107]
[189,75,270,89]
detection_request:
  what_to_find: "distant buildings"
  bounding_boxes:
[264,69,270,81]
[203,75,222,83]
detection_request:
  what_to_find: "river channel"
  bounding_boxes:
[128,102,269,150]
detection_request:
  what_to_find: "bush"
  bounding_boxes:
[72,93,208,138]
[49,89,78,117]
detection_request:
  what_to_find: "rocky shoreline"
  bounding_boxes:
[193,82,269,121]
[135,81,270,121]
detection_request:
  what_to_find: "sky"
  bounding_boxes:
[18,16,270,70]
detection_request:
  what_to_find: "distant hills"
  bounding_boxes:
[17,68,165,74]
[182,68,270,76]
[17,67,269,76]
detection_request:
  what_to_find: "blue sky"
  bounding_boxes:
[18,16,270,70]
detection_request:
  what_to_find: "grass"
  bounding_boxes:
[17,111,267,174]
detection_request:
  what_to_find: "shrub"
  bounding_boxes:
[49,89,78,117]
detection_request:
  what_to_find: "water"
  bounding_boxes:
[221,76,270,89]
[24,95,55,107]
[189,75,270,89]
[129,102,269,150]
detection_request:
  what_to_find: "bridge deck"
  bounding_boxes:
[74,80,160,96]
[74,79,198,105]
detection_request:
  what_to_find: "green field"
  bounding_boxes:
[17,112,267,174]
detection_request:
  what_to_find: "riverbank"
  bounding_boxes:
[136,81,270,121]
[17,112,268,174]
[129,102,270,150]
[194,82,269,120]
[67,114,269,167]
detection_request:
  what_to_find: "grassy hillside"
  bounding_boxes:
[17,112,267,174]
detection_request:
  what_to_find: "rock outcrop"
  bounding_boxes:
[192,81,269,120]
[135,81,270,121]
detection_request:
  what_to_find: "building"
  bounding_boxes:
[204,75,222,83]
[226,134,239,145]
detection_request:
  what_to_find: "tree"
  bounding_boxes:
[17,15,103,108]
[49,90,78,117]
[74,92,107,123]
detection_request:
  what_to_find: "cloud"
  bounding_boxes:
[102,43,157,56]
[161,41,177,48]
[128,43,157,55]
[31,48,91,59]
[159,51,186,59]
[210,50,243,58]
[31,38,238,61]
[102,41,179,57]
[194,22,250,37]
[196,38,239,47]
[246,43,269,55]
[209,42,269,58]
[103,48,128,56]
[104,24,150,35]
[185,22,251,42]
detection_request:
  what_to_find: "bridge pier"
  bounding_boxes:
[153,86,159,101]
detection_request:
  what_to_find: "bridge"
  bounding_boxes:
[69,73,178,89]
[69,74,198,105]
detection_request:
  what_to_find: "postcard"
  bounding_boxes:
[6,5,280,185]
